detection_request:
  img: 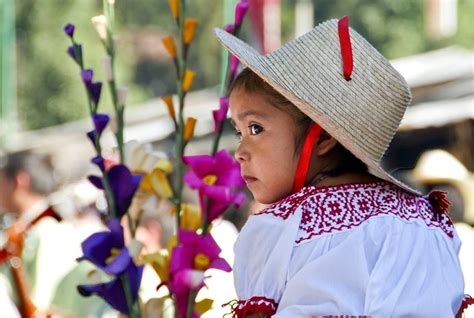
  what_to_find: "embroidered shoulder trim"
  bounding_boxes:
[255,182,454,244]
[457,294,474,316]
[230,296,278,317]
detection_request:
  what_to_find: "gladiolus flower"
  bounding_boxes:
[161,96,176,121]
[140,166,173,199]
[162,36,177,58]
[91,15,108,41]
[183,19,198,45]
[182,69,196,93]
[77,220,143,315]
[64,23,75,38]
[67,44,83,65]
[178,204,201,231]
[213,97,229,132]
[101,55,113,81]
[183,117,197,142]
[117,86,128,106]
[168,0,180,19]
[224,24,235,34]
[235,1,249,26]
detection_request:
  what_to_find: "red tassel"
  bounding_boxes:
[428,190,450,214]
[457,294,474,317]
[337,16,353,81]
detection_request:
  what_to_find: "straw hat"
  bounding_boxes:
[214,17,418,194]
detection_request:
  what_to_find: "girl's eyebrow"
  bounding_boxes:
[236,110,270,121]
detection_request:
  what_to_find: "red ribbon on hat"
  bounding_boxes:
[292,123,322,193]
[338,16,353,81]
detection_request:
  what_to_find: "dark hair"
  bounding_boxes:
[0,151,57,195]
[230,68,367,175]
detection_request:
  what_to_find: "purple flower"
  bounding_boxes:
[91,156,105,172]
[64,23,75,38]
[81,69,94,85]
[88,165,142,217]
[183,150,244,190]
[89,82,103,106]
[213,97,229,132]
[87,113,110,147]
[78,260,143,314]
[93,113,110,135]
[77,220,144,313]
[234,1,249,26]
[80,70,102,105]
[67,44,82,65]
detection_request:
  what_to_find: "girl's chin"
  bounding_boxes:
[251,189,288,205]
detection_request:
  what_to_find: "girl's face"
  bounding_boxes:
[230,88,300,204]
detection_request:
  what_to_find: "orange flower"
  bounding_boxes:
[162,36,177,58]
[183,18,198,44]
[183,117,197,141]
[168,0,179,19]
[182,69,196,93]
[161,96,176,120]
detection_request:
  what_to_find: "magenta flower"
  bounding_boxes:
[76,219,144,314]
[199,185,245,223]
[234,1,249,26]
[88,165,141,218]
[168,230,231,318]
[212,97,229,132]
[224,23,235,34]
[183,149,244,190]
[229,54,240,81]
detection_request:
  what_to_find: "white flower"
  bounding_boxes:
[117,86,128,106]
[128,239,144,260]
[101,55,113,81]
[123,140,168,174]
[91,15,107,40]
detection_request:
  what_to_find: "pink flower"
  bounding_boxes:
[212,97,229,133]
[234,1,249,27]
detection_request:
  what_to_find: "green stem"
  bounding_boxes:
[185,290,197,318]
[174,0,188,234]
[201,197,209,234]
[120,274,141,318]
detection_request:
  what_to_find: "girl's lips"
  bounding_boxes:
[243,175,257,184]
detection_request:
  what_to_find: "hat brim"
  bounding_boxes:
[214,28,419,195]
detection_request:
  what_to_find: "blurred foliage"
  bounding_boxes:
[9,0,474,130]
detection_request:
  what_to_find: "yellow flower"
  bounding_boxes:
[162,36,177,58]
[141,251,170,283]
[183,18,198,44]
[140,166,173,199]
[167,234,178,255]
[195,298,213,315]
[168,0,179,19]
[161,95,176,121]
[182,69,196,93]
[183,117,197,142]
[179,204,201,231]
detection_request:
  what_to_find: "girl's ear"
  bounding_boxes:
[316,135,338,156]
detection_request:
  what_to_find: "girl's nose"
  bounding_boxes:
[234,143,249,163]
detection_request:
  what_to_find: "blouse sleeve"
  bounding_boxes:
[274,217,465,317]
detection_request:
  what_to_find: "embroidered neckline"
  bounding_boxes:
[255,181,454,244]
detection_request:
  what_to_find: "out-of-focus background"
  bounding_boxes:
[0,0,473,317]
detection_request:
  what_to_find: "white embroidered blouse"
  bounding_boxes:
[232,181,466,317]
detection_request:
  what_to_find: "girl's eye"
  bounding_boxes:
[249,124,263,135]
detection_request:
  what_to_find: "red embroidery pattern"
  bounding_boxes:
[255,182,454,244]
[231,296,278,317]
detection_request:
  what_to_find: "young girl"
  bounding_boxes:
[214,17,471,317]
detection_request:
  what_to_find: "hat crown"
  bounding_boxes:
[259,19,411,162]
